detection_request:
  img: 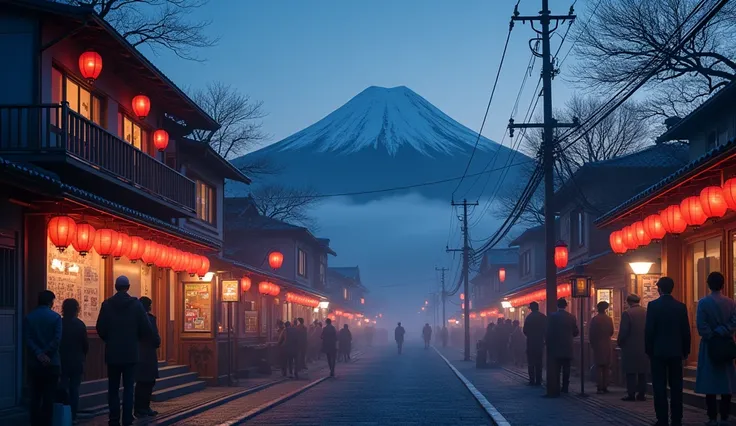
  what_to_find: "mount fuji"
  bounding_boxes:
[227,86,529,201]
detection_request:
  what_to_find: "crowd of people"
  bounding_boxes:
[275,318,355,379]
[478,317,526,367]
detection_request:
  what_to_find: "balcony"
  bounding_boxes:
[0,104,195,214]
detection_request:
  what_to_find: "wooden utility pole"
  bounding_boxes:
[435,266,448,338]
[509,0,576,397]
[448,199,478,361]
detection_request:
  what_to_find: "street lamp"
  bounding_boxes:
[629,262,654,275]
[571,275,592,397]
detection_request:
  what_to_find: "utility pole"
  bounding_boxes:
[509,1,576,397]
[435,267,448,336]
[447,199,478,361]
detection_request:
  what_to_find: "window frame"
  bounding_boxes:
[52,66,105,126]
[194,179,217,225]
[297,248,308,278]
[521,250,531,276]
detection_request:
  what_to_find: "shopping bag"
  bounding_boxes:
[52,402,72,426]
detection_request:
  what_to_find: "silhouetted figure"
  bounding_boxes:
[134,297,161,418]
[96,276,153,426]
[547,298,578,394]
[589,301,614,394]
[60,298,88,424]
[395,322,406,354]
[483,323,496,364]
[281,322,299,379]
[25,290,61,426]
[321,319,338,377]
[422,323,432,349]
[646,277,691,426]
[296,318,308,371]
[510,320,525,367]
[338,324,352,362]
[523,301,547,386]
[695,272,736,425]
[618,294,648,402]
[494,318,507,364]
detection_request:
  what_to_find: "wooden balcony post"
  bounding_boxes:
[60,101,69,150]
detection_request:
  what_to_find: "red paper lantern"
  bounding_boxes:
[196,255,210,277]
[660,205,687,234]
[241,276,252,292]
[185,253,199,276]
[128,236,145,263]
[609,230,627,254]
[111,232,130,260]
[498,268,506,283]
[632,221,651,246]
[169,249,182,272]
[78,51,103,83]
[460,293,465,300]
[554,241,568,269]
[622,225,638,250]
[700,186,728,218]
[156,245,170,268]
[72,222,96,256]
[132,95,150,120]
[140,240,157,266]
[680,196,707,227]
[153,129,169,152]
[259,281,278,296]
[48,215,77,252]
[94,228,118,259]
[643,214,666,241]
[722,178,736,211]
[268,251,284,269]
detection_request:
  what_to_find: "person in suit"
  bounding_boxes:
[394,322,406,355]
[617,294,648,402]
[546,298,579,394]
[589,301,614,394]
[60,298,88,424]
[321,318,338,377]
[523,301,547,386]
[645,276,691,426]
[134,297,161,418]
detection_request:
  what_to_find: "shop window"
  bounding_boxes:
[196,180,216,224]
[242,301,258,334]
[343,287,348,300]
[319,255,326,286]
[297,248,308,278]
[46,237,105,327]
[521,250,531,276]
[183,282,212,332]
[118,113,149,153]
[690,237,722,305]
[112,257,152,299]
[52,67,104,126]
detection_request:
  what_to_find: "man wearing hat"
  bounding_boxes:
[618,294,648,402]
[546,298,579,394]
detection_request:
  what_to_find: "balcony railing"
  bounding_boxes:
[0,103,195,210]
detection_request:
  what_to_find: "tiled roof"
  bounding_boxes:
[509,224,545,247]
[329,267,360,281]
[481,248,519,266]
[657,82,736,143]
[583,142,689,169]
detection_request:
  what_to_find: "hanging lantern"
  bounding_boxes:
[156,245,170,268]
[78,51,103,83]
[632,221,651,246]
[94,228,118,259]
[196,255,210,277]
[643,214,666,241]
[554,241,568,269]
[72,222,96,256]
[660,205,687,234]
[140,240,157,266]
[270,283,281,296]
[131,95,150,120]
[171,249,184,272]
[622,225,638,250]
[700,186,727,218]
[153,130,169,152]
[128,236,145,263]
[186,253,199,276]
[268,251,284,269]
[680,196,707,227]
[609,230,627,254]
[460,293,465,300]
[241,276,252,292]
[498,268,506,283]
[111,232,130,260]
[722,178,736,211]
[48,215,77,252]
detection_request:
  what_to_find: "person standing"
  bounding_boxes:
[338,324,352,362]
[96,276,153,426]
[296,318,308,372]
[547,298,579,394]
[618,294,648,402]
[645,277,691,426]
[589,301,614,394]
[395,322,406,354]
[60,298,88,425]
[695,272,736,426]
[422,323,432,349]
[321,318,338,377]
[134,297,161,418]
[509,320,526,367]
[523,301,547,386]
[279,322,299,379]
[494,318,507,364]
[25,290,62,426]
[483,323,496,365]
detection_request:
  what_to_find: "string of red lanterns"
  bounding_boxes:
[285,292,320,308]
[258,281,281,296]
[507,284,572,308]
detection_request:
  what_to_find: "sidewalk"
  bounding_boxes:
[437,347,711,426]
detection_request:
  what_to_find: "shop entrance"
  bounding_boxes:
[686,236,722,362]
[0,233,18,409]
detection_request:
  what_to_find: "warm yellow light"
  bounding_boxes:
[501,301,513,309]
[629,262,654,275]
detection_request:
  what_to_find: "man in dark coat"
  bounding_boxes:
[321,318,338,377]
[296,318,308,372]
[422,323,432,349]
[96,276,153,426]
[395,322,406,354]
[645,277,691,426]
[547,298,579,394]
[523,301,547,386]
[618,293,648,402]
[134,297,161,418]
[589,301,614,394]
[60,298,88,423]
[338,324,352,361]
[280,322,299,379]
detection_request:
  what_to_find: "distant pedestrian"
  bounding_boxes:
[483,323,496,364]
[395,322,406,354]
[422,323,432,349]
[280,322,299,378]
[96,276,153,426]
[509,320,525,367]
[618,294,648,402]
[296,318,308,371]
[589,301,614,394]
[338,324,352,362]
[25,290,62,426]
[60,298,88,424]
[547,298,578,394]
[523,301,547,386]
[321,318,338,377]
[695,272,736,426]
[645,276,691,426]
[134,297,161,418]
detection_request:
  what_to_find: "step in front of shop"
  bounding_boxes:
[78,362,206,416]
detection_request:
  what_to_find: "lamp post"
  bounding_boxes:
[221,279,240,386]
[571,275,592,397]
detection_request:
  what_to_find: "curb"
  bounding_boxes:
[433,347,512,426]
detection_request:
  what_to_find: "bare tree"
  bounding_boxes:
[573,0,736,119]
[54,0,216,60]
[251,185,321,229]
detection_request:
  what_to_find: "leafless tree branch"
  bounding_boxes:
[250,185,321,230]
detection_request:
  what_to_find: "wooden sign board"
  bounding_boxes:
[221,280,240,303]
